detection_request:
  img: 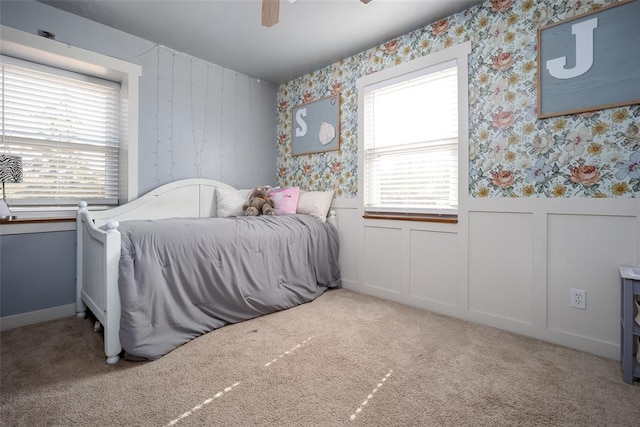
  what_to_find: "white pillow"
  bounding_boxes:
[296,190,334,222]
[215,187,251,217]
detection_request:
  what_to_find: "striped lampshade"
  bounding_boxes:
[0,154,23,184]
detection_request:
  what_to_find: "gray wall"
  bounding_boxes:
[0,231,76,316]
[0,0,278,318]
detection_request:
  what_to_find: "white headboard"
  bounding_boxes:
[84,178,236,227]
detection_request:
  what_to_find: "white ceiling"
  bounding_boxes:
[39,0,483,85]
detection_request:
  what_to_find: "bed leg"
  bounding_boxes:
[104,318,122,365]
[76,300,87,317]
[106,355,120,365]
[105,341,121,364]
[76,201,89,322]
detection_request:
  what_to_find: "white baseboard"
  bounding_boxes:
[340,278,358,289]
[0,304,76,331]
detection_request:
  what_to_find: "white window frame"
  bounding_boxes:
[0,25,141,219]
[356,41,471,219]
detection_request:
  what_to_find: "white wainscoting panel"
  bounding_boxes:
[409,230,457,307]
[468,211,534,325]
[346,198,638,359]
[363,226,403,295]
[547,214,637,344]
[331,199,360,288]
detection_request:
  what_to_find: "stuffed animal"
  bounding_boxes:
[242,186,275,216]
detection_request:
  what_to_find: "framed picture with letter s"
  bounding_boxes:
[537,0,640,119]
[291,94,340,156]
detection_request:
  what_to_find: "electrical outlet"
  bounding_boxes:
[571,288,587,309]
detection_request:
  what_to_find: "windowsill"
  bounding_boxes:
[363,213,458,224]
[6,207,78,219]
[0,216,75,225]
[0,216,76,235]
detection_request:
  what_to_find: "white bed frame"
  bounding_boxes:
[76,178,337,364]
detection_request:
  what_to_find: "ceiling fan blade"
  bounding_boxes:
[262,0,280,27]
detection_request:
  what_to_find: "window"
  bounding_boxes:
[0,25,141,216]
[1,57,120,207]
[357,42,470,218]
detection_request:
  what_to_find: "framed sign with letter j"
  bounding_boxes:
[537,0,640,119]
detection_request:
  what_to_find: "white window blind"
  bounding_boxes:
[363,60,458,215]
[0,56,120,207]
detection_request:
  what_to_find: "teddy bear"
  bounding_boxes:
[242,186,275,216]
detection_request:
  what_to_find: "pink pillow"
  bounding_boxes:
[268,187,300,215]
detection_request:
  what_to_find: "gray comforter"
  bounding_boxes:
[118,214,341,360]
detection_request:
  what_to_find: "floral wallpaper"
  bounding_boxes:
[276,0,639,198]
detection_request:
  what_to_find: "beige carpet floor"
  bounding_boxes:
[1,288,639,426]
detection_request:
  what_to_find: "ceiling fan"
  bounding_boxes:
[262,0,372,27]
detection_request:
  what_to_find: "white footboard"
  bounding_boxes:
[76,202,122,364]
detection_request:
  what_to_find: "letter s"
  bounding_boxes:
[295,108,307,137]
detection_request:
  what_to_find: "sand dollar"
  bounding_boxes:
[318,121,336,146]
